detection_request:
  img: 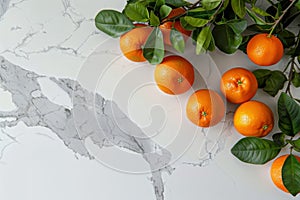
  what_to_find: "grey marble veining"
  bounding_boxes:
[0,56,171,200]
[0,0,9,19]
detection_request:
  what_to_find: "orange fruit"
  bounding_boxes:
[120,26,152,62]
[186,89,225,127]
[154,55,194,95]
[233,100,274,137]
[220,67,258,104]
[160,7,192,46]
[246,33,284,66]
[271,155,300,193]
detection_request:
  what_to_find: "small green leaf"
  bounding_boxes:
[231,137,281,164]
[160,5,172,19]
[278,92,300,136]
[95,10,135,38]
[253,69,272,88]
[165,0,189,7]
[183,16,210,27]
[143,27,164,64]
[246,8,268,25]
[196,26,213,54]
[263,70,287,97]
[202,0,222,10]
[124,2,150,22]
[272,133,286,147]
[154,0,165,11]
[170,28,185,53]
[296,0,300,10]
[226,19,247,34]
[187,9,216,19]
[231,0,246,18]
[289,138,300,152]
[282,155,300,196]
[212,24,242,54]
[292,72,300,88]
[180,17,197,31]
[150,11,160,26]
[252,6,272,17]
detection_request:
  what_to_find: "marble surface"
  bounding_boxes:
[0,0,297,200]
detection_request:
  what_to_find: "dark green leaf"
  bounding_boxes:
[124,2,150,22]
[170,28,185,53]
[296,0,300,10]
[238,35,251,53]
[187,9,215,19]
[95,10,135,38]
[292,72,300,88]
[293,34,300,57]
[252,6,272,17]
[263,70,287,97]
[246,24,273,33]
[231,137,281,164]
[253,69,272,88]
[278,92,300,136]
[212,24,242,54]
[289,138,300,152]
[282,155,300,196]
[165,0,189,7]
[246,8,268,25]
[143,27,164,64]
[154,0,165,11]
[202,0,222,10]
[231,0,246,18]
[160,5,172,19]
[226,19,247,34]
[196,26,213,54]
[277,30,296,48]
[283,8,300,28]
[207,35,215,51]
[183,16,210,27]
[272,132,286,147]
[150,11,160,26]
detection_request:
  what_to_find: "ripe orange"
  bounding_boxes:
[220,67,258,104]
[186,89,225,127]
[120,26,152,62]
[154,55,194,95]
[233,100,274,137]
[271,155,300,193]
[246,33,284,66]
[159,7,192,46]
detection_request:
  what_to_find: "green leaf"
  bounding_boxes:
[246,24,272,33]
[154,0,165,11]
[180,17,197,31]
[296,0,300,10]
[272,132,286,147]
[183,16,210,27]
[293,34,300,57]
[212,24,242,54]
[246,8,268,25]
[289,138,300,152]
[160,5,172,19]
[196,26,213,54]
[202,0,222,10]
[231,0,246,18]
[282,155,300,196]
[263,70,287,97]
[143,27,164,64]
[95,10,135,38]
[150,11,160,26]
[226,19,247,34]
[124,2,150,22]
[292,72,300,88]
[231,137,281,164]
[165,0,189,7]
[277,30,296,48]
[252,6,272,17]
[253,69,272,88]
[278,92,300,136]
[187,9,216,19]
[170,28,185,53]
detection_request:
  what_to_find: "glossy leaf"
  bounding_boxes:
[154,0,165,11]
[272,132,286,147]
[263,70,287,97]
[160,5,172,19]
[180,17,197,31]
[150,11,160,26]
[246,8,267,25]
[202,0,222,10]
[170,28,185,53]
[277,30,296,48]
[278,92,300,136]
[252,6,272,17]
[292,72,300,88]
[124,2,149,22]
[289,138,300,152]
[226,19,247,34]
[253,69,272,88]
[196,26,213,54]
[231,137,281,164]
[282,155,300,196]
[143,27,164,64]
[95,10,135,38]
[212,24,242,54]
[165,0,189,7]
[231,0,246,18]
[183,16,210,27]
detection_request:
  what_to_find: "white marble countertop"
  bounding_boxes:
[0,0,297,200]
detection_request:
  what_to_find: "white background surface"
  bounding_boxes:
[0,0,297,199]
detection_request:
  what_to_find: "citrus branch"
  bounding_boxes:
[268,0,297,37]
